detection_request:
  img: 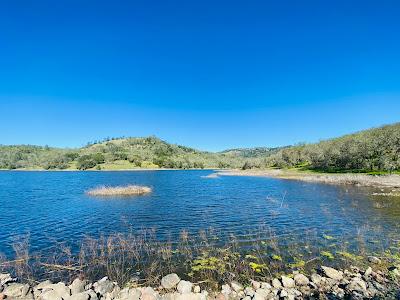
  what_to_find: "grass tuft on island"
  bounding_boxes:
[86,185,152,196]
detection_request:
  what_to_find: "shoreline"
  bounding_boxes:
[0,168,219,172]
[1,263,399,299]
[216,169,400,189]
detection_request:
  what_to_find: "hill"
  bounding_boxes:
[261,122,400,172]
[1,123,399,172]
[0,137,244,170]
[219,146,286,158]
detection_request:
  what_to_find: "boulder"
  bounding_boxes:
[93,277,114,295]
[69,278,87,295]
[272,278,282,289]
[281,276,295,288]
[115,287,141,300]
[230,281,243,293]
[35,281,53,291]
[41,289,63,300]
[175,293,201,300]
[44,283,70,299]
[176,280,192,294]
[321,266,343,281]
[64,292,89,300]
[161,274,180,289]
[347,277,367,293]
[294,273,309,286]
[254,288,269,297]
[3,283,31,298]
[0,274,15,286]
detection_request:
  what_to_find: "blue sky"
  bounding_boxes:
[0,1,399,151]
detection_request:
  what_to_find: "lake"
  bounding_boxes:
[1,170,399,265]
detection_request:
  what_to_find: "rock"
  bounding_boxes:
[176,280,192,294]
[115,288,141,300]
[272,278,282,289]
[160,292,176,300]
[368,256,381,264]
[175,293,201,300]
[244,287,254,297]
[65,292,89,300]
[161,274,180,290]
[321,266,343,281]
[230,281,243,293]
[0,293,5,300]
[41,290,63,300]
[44,283,70,299]
[281,276,295,288]
[84,290,97,300]
[364,267,373,277]
[0,274,15,286]
[193,286,200,293]
[347,277,367,293]
[251,280,261,290]
[280,289,288,297]
[294,273,309,286]
[260,282,271,290]
[69,278,87,295]
[140,293,156,300]
[255,288,269,297]
[3,283,31,298]
[221,284,231,295]
[104,286,120,300]
[93,277,114,295]
[35,281,53,291]
[310,273,322,285]
[214,293,226,300]
[252,293,264,300]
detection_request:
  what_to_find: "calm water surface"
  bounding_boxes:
[0,170,399,257]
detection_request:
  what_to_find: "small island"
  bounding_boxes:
[86,185,152,196]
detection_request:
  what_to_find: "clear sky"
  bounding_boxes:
[0,1,399,151]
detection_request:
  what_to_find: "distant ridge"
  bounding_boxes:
[0,122,399,172]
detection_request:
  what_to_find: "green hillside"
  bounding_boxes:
[1,123,399,172]
[261,123,400,173]
[0,137,244,170]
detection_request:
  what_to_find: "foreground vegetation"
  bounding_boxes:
[1,227,399,293]
[0,122,399,173]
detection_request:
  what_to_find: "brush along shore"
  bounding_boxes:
[1,263,399,300]
[216,169,400,189]
[86,185,152,196]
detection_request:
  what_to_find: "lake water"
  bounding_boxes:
[1,170,399,261]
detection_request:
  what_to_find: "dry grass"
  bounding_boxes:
[0,227,396,289]
[217,169,400,188]
[86,185,152,196]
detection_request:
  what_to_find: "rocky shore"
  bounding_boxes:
[1,264,399,300]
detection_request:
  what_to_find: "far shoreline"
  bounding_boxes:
[215,169,400,190]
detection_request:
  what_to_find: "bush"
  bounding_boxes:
[77,153,105,170]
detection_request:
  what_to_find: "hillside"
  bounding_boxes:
[220,146,286,158]
[261,123,400,172]
[0,137,244,170]
[1,123,399,172]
